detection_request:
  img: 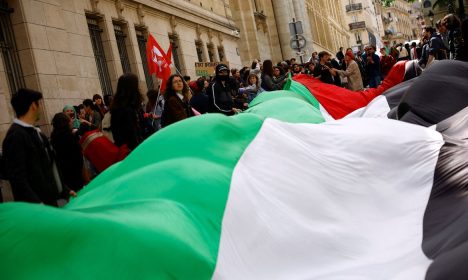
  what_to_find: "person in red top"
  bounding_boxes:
[379,47,396,79]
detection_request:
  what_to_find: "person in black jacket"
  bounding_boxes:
[2,88,75,206]
[111,73,145,150]
[313,51,337,85]
[51,113,86,192]
[208,64,239,115]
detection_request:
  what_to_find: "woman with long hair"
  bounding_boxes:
[261,59,286,91]
[161,74,193,128]
[110,73,145,150]
[51,112,86,191]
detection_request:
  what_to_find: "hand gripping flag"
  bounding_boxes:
[146,33,172,91]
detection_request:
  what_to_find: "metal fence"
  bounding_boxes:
[87,18,113,96]
[114,24,132,74]
[136,30,154,90]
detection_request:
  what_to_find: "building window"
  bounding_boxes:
[113,24,131,74]
[217,46,225,62]
[0,1,25,95]
[195,40,204,62]
[207,43,215,62]
[136,29,154,90]
[87,17,113,96]
[169,34,182,73]
[355,32,362,45]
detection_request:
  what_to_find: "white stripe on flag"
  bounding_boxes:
[344,95,391,119]
[319,105,335,121]
[213,118,444,279]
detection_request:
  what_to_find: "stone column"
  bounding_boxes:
[271,0,315,61]
[271,0,294,60]
[292,0,314,56]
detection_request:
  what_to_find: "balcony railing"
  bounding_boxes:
[349,21,366,30]
[345,3,362,12]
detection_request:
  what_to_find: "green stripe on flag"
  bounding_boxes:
[0,90,324,279]
[283,77,320,109]
[246,90,324,124]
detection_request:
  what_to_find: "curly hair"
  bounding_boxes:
[164,74,191,102]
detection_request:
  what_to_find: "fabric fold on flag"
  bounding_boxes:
[292,60,410,120]
[1,61,468,279]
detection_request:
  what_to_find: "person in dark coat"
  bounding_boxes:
[189,78,209,114]
[161,74,193,127]
[111,73,145,151]
[207,64,239,115]
[51,113,86,192]
[313,51,337,85]
[362,45,381,88]
[2,88,74,206]
[336,47,345,66]
[261,59,286,91]
[443,14,467,62]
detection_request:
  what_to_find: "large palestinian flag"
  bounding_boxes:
[294,60,468,126]
[1,61,468,279]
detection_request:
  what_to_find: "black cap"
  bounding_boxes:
[216,63,229,75]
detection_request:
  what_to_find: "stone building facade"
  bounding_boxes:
[381,0,418,45]
[305,0,350,55]
[0,0,242,144]
[230,0,350,66]
[229,0,283,65]
[341,0,385,51]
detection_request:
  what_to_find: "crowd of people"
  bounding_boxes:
[1,13,466,206]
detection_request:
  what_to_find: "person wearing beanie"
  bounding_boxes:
[207,63,239,115]
[336,51,364,91]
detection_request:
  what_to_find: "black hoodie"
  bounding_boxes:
[207,64,235,115]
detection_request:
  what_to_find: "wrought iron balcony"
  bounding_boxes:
[346,3,362,12]
[349,21,366,30]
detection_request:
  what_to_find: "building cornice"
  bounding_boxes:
[128,0,239,37]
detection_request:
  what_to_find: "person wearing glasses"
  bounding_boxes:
[161,74,193,127]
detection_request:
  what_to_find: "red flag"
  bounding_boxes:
[159,43,172,92]
[146,34,172,91]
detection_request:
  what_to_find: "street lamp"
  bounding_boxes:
[428,10,434,27]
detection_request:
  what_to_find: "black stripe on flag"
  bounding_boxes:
[394,60,468,127]
[424,106,468,280]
